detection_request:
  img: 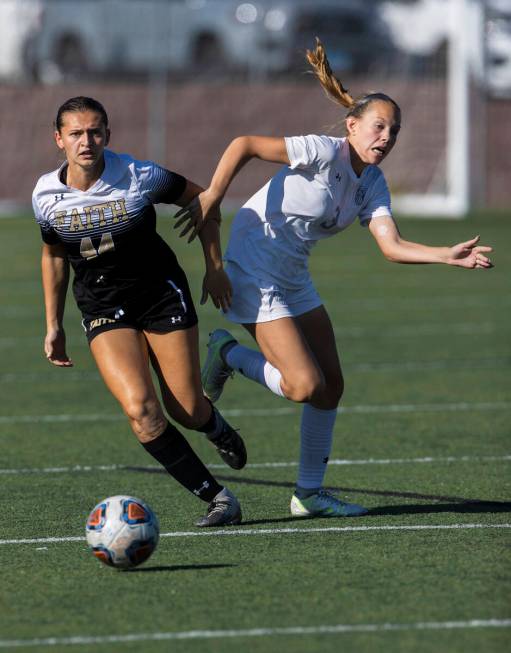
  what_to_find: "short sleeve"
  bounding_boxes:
[358,173,393,227]
[133,160,187,205]
[32,192,60,245]
[285,135,337,173]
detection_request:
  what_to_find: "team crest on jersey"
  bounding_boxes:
[355,187,367,205]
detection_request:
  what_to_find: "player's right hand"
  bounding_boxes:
[200,268,233,312]
[44,329,73,367]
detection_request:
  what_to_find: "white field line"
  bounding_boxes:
[1,454,510,477]
[0,619,510,648]
[0,401,509,425]
[1,357,509,384]
[1,523,510,546]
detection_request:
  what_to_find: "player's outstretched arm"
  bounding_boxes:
[447,236,494,269]
[368,216,493,269]
[173,136,290,241]
[41,243,73,367]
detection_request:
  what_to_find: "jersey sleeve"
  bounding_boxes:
[32,191,60,245]
[133,160,187,205]
[285,135,337,173]
[358,173,393,227]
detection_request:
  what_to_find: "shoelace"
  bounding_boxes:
[214,427,240,449]
[316,490,341,505]
[207,498,231,515]
[217,368,234,382]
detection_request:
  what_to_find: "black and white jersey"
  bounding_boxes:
[32,150,187,315]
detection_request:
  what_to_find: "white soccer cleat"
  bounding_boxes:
[290,490,368,518]
[196,487,242,527]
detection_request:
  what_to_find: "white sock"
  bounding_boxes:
[225,344,285,397]
[296,404,337,492]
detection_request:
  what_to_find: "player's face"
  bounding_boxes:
[346,101,400,175]
[54,110,110,173]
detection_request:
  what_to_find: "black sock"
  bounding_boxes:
[142,422,222,502]
[196,400,217,434]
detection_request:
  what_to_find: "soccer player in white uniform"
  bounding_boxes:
[175,40,494,519]
[33,96,246,527]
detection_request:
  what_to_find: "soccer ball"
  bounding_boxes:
[85,495,159,569]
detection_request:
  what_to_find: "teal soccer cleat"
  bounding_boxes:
[290,490,368,517]
[201,329,237,403]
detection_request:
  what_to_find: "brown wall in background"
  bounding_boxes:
[1,81,508,211]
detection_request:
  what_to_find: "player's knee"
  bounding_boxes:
[282,371,324,403]
[320,377,344,406]
[312,374,344,409]
[124,396,165,440]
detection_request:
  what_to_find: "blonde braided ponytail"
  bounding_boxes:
[306,37,355,110]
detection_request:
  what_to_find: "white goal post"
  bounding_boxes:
[392,0,485,218]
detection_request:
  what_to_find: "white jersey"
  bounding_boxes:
[225,135,392,289]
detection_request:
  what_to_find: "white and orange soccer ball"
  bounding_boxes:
[85,495,159,569]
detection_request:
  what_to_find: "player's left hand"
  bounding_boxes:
[173,190,221,243]
[200,268,232,312]
[173,195,204,242]
[448,236,494,269]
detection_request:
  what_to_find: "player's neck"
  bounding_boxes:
[347,142,367,178]
[63,158,105,191]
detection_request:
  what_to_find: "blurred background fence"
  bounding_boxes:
[1,0,510,215]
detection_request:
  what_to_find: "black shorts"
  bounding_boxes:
[81,271,198,344]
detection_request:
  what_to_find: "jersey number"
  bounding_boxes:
[79,233,115,259]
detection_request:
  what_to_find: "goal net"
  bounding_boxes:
[380,0,487,218]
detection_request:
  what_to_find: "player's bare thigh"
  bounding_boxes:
[243,306,343,409]
[295,305,344,408]
[144,325,210,429]
[90,328,166,441]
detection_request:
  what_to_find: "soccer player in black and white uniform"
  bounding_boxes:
[32,96,245,527]
[175,40,494,519]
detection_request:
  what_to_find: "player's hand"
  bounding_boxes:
[200,268,232,312]
[173,190,221,243]
[44,328,73,367]
[448,236,494,269]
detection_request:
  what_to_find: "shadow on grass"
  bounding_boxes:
[124,563,236,573]
[126,467,510,521]
[366,501,511,516]
[215,473,509,505]
[238,501,511,526]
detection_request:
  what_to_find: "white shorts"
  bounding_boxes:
[223,261,322,324]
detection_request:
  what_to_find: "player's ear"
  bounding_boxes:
[54,130,65,150]
[105,128,111,146]
[346,116,357,136]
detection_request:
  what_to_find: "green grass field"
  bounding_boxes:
[0,210,509,652]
